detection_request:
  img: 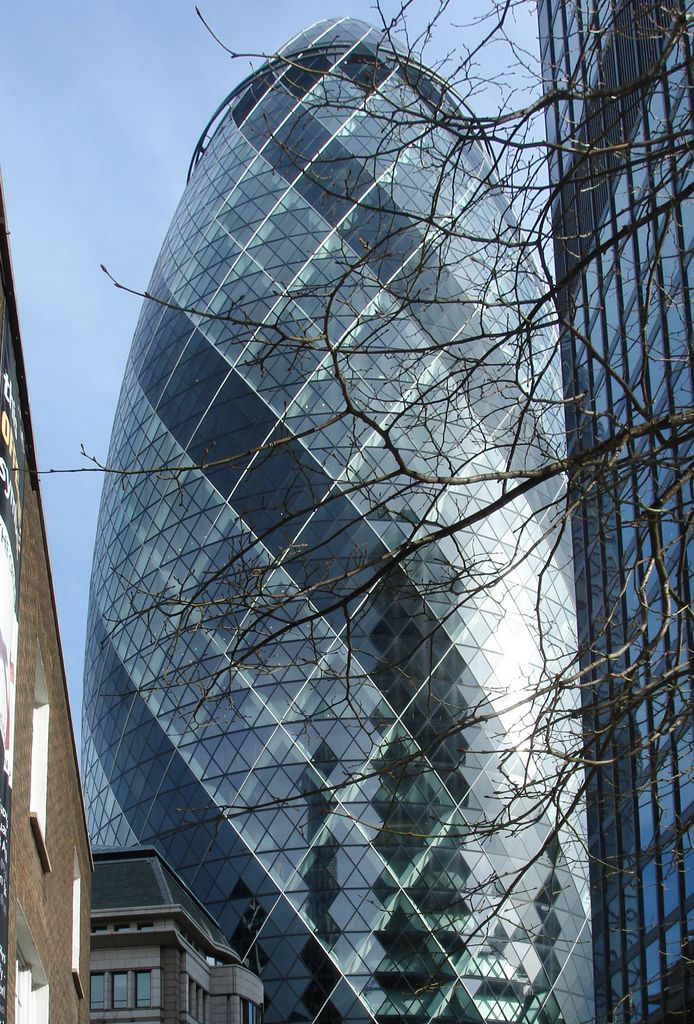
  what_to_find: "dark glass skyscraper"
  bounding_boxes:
[539,1,693,1021]
[83,18,593,1024]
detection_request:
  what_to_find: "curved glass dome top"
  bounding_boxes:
[83,18,591,1024]
[189,16,475,181]
[279,17,384,55]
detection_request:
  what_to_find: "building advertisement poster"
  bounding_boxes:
[0,307,25,1021]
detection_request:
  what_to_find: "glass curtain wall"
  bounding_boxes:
[539,1,693,1021]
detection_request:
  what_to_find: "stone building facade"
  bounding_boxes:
[90,848,262,1024]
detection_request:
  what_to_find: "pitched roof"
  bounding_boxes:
[92,846,236,958]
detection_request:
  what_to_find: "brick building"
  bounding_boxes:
[0,174,91,1023]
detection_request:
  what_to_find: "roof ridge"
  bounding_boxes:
[151,855,173,905]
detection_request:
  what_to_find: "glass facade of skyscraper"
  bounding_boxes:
[539,1,693,1020]
[83,18,592,1024]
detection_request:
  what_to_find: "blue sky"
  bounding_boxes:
[0,2,540,750]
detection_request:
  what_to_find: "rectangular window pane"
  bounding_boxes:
[242,998,260,1024]
[136,971,151,1008]
[90,973,105,1010]
[112,972,128,1008]
[16,963,32,1022]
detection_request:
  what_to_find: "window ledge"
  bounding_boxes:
[29,812,51,873]
[72,968,84,999]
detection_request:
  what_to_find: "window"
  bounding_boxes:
[112,971,128,1008]
[29,648,50,870]
[137,920,153,930]
[241,998,261,1024]
[15,907,49,1023]
[90,973,105,1010]
[187,980,206,1021]
[71,851,81,974]
[135,971,151,1008]
[16,958,32,1022]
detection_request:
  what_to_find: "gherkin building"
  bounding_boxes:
[83,18,593,1024]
